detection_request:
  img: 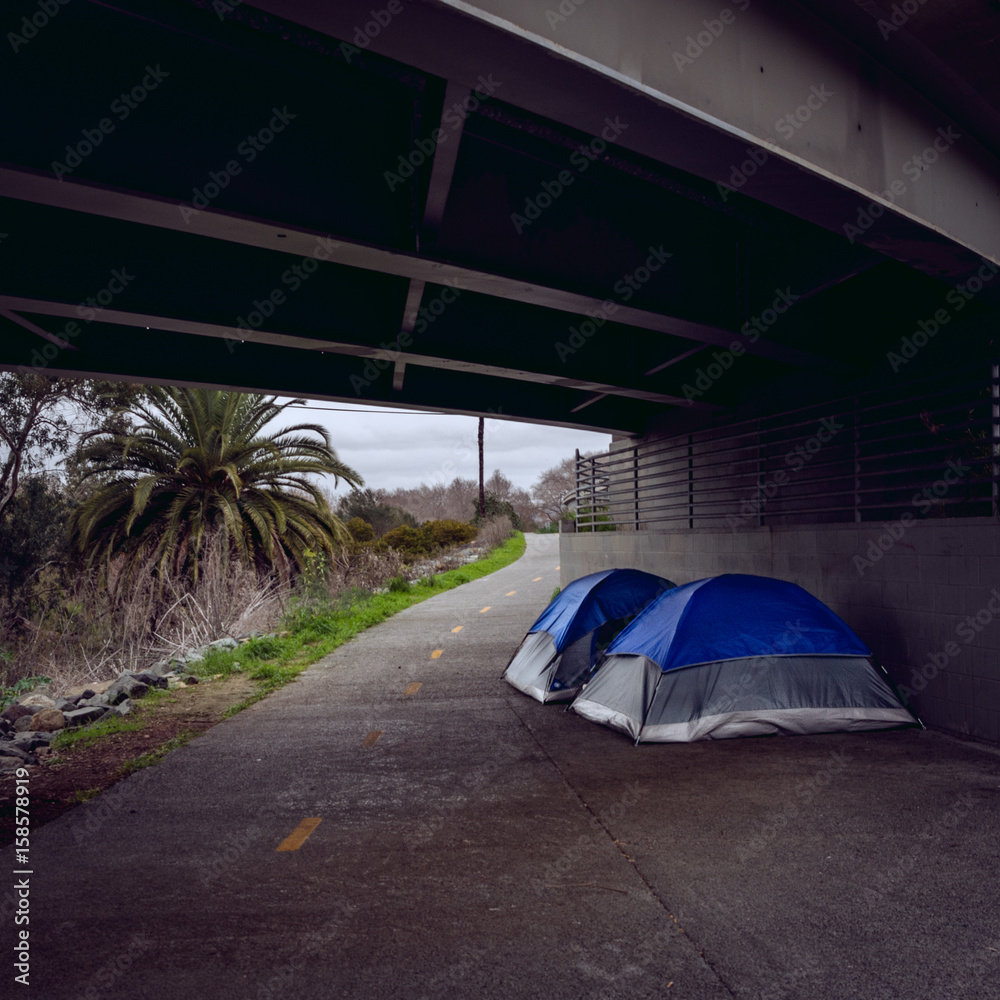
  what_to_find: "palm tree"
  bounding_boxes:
[68,388,363,584]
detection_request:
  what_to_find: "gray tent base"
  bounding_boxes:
[503,630,597,703]
[570,654,918,742]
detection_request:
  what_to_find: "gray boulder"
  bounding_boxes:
[55,698,79,712]
[77,695,110,709]
[130,670,168,690]
[0,741,36,762]
[104,699,132,718]
[105,674,149,705]
[2,703,34,724]
[13,715,37,733]
[18,691,56,710]
[146,658,175,677]
[0,755,32,771]
[63,705,109,727]
[208,637,238,650]
[12,731,52,752]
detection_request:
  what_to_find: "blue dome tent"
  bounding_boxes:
[570,574,919,742]
[503,568,675,703]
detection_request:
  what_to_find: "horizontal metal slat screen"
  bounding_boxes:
[571,361,998,530]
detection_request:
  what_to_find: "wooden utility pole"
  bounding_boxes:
[478,416,485,519]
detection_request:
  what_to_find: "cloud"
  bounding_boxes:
[273,401,610,493]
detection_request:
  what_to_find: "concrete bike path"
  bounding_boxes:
[5,533,1000,999]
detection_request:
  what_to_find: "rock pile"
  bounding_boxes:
[390,541,491,589]
[0,636,243,770]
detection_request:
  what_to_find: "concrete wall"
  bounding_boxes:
[560,518,1000,744]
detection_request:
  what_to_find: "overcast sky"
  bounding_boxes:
[272,400,611,498]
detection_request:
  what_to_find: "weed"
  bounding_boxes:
[69,787,102,804]
[0,674,51,712]
[116,731,195,777]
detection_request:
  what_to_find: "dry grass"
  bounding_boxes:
[476,515,517,552]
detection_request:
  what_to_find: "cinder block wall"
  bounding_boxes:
[560,519,999,744]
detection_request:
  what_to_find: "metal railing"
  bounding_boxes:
[570,360,1000,531]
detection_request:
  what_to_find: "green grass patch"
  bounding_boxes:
[51,715,144,751]
[116,731,195,777]
[204,531,526,714]
[55,533,526,758]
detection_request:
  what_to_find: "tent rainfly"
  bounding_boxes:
[503,569,675,703]
[570,573,919,742]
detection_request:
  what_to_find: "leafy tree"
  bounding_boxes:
[0,473,70,623]
[0,374,136,524]
[337,487,415,537]
[68,388,363,584]
[345,516,375,542]
[472,490,522,530]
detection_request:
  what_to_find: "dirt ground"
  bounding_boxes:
[0,674,257,848]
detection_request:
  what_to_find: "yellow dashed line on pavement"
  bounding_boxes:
[361,730,383,748]
[506,591,517,596]
[480,606,491,613]
[404,682,422,696]
[532,577,542,582]
[431,649,443,659]
[555,565,560,570]
[451,625,463,633]
[276,817,322,852]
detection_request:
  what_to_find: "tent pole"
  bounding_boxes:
[635,660,663,746]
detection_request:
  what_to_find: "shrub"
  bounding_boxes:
[477,516,515,552]
[472,491,522,530]
[345,517,375,542]
[381,525,432,561]
[422,519,477,548]
[387,575,411,593]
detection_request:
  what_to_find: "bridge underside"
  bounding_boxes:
[2,0,998,436]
